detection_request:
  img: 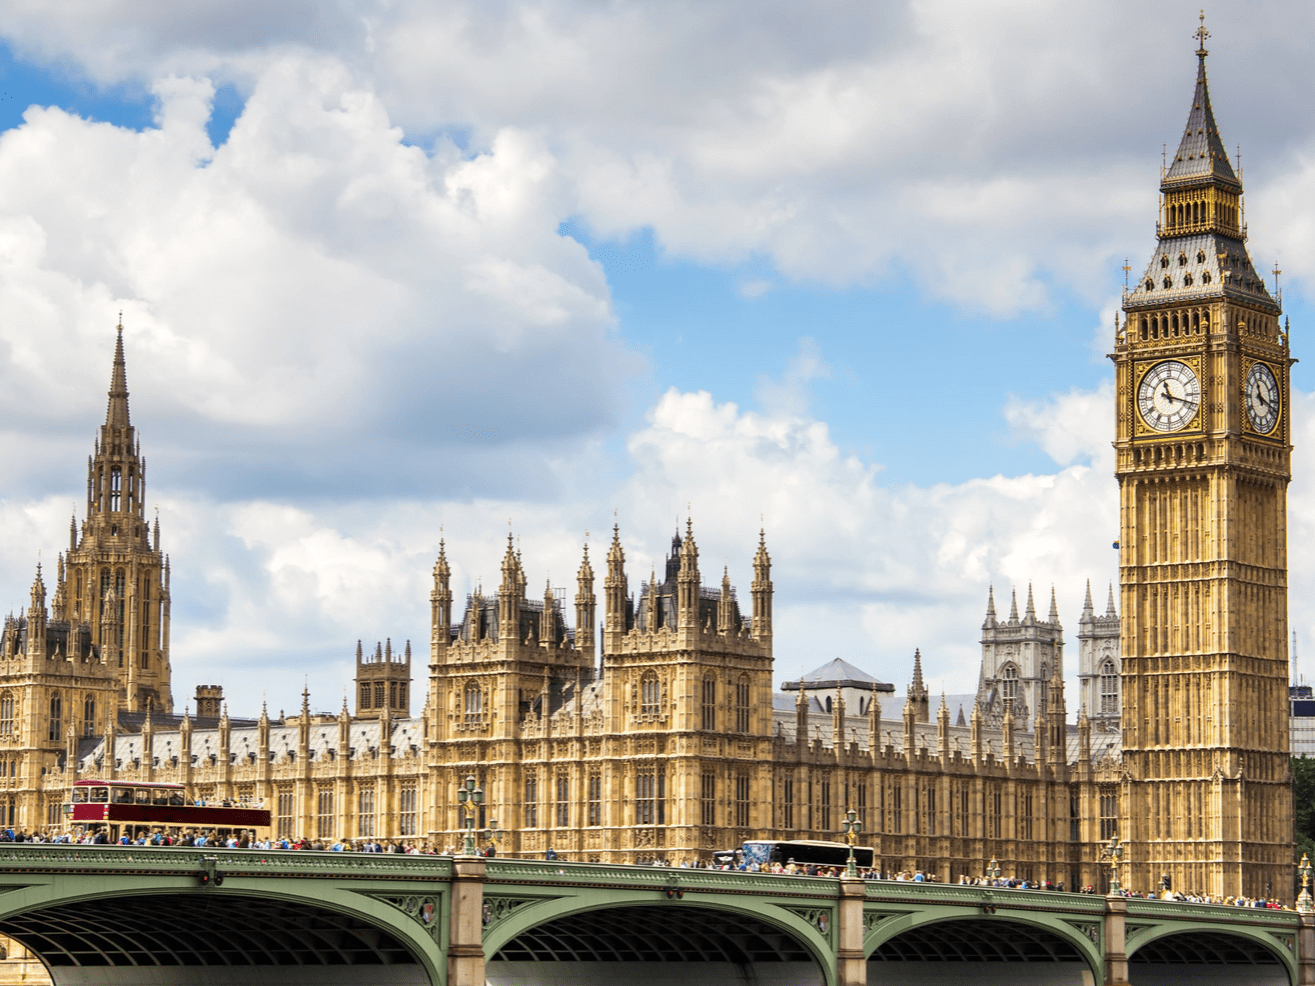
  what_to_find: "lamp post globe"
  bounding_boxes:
[841,808,863,877]
[456,774,484,856]
[1298,853,1313,913]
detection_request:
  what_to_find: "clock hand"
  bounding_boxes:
[1161,385,1178,405]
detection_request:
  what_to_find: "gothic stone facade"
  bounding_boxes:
[0,35,1290,897]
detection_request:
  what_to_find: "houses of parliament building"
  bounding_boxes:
[0,28,1295,899]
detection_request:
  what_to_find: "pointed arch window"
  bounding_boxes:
[463,682,484,722]
[110,468,121,512]
[735,675,752,732]
[1038,664,1049,715]
[524,773,538,828]
[640,672,660,716]
[700,675,716,730]
[0,694,13,735]
[83,696,95,737]
[48,694,62,742]
[1100,660,1119,716]
[1001,664,1019,708]
[1163,276,1172,289]
[360,683,372,709]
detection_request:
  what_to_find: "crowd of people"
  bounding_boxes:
[0,829,1300,908]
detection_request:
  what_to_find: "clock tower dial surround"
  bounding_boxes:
[1113,25,1293,899]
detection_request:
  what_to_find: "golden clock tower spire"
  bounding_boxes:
[1114,17,1291,898]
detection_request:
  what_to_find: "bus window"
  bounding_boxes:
[168,793,185,806]
[112,788,134,804]
[152,791,170,806]
[71,789,87,803]
[90,787,108,803]
[134,790,150,805]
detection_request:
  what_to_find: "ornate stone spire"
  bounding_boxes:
[984,585,997,627]
[1048,586,1060,625]
[1024,583,1036,621]
[575,540,596,656]
[1105,583,1118,618]
[1008,588,1019,623]
[604,522,627,643]
[751,527,772,647]
[106,316,130,429]
[1081,579,1094,619]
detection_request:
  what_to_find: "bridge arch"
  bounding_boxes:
[0,884,442,986]
[865,910,1102,984]
[485,896,832,986]
[1127,922,1295,985]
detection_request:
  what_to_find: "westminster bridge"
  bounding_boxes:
[0,846,1306,986]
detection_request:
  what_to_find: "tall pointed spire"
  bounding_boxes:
[1105,582,1118,618]
[984,585,997,627]
[1008,588,1019,622]
[106,316,130,429]
[1164,12,1235,185]
[1048,586,1060,624]
[1024,583,1036,621]
[1082,579,1094,618]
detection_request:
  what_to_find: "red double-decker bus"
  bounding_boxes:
[63,779,271,843]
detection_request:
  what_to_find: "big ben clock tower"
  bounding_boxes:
[1115,18,1293,898]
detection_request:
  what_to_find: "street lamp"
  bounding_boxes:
[482,818,505,857]
[986,856,1001,882]
[841,808,863,877]
[1103,837,1123,894]
[1298,853,1312,913]
[456,774,484,856]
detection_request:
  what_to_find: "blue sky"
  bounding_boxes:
[0,2,1313,710]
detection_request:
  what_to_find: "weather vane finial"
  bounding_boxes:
[1194,10,1209,57]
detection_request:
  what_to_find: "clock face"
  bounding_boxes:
[1245,362,1280,434]
[1137,361,1200,433]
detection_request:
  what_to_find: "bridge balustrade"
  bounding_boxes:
[0,845,1301,986]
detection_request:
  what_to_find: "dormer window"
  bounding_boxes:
[1178,253,1187,266]
[1160,256,1170,269]
[1202,271,1211,284]
[1197,250,1206,263]
[1163,276,1172,289]
[1184,273,1193,286]
[1146,279,1155,291]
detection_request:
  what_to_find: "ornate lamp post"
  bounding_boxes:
[986,856,1001,882]
[1102,837,1124,894]
[1298,853,1312,913]
[456,774,484,856]
[841,808,863,877]
[482,818,505,857]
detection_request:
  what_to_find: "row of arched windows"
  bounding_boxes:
[1139,308,1209,341]
[698,673,753,731]
[44,693,95,741]
[93,464,139,515]
[1163,195,1239,232]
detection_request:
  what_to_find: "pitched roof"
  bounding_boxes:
[781,658,894,692]
[1164,50,1237,186]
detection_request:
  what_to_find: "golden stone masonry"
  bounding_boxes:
[0,28,1291,908]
